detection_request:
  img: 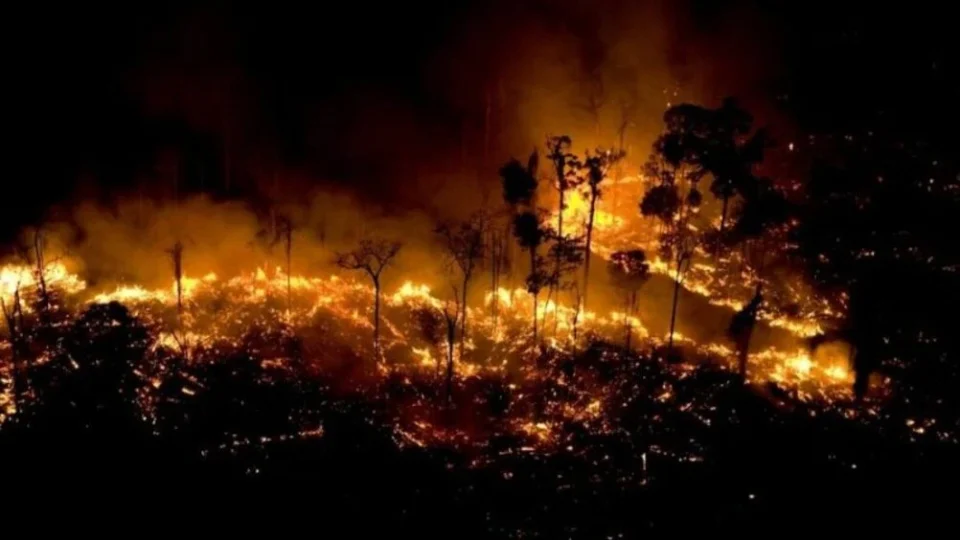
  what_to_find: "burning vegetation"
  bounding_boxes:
[2,101,953,450]
[3,43,959,534]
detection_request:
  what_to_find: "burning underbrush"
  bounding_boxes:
[1,259,955,535]
[0,259,907,447]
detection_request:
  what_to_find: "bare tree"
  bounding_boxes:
[335,238,402,360]
[545,232,585,336]
[568,282,583,347]
[15,228,66,327]
[608,250,651,351]
[442,287,461,402]
[271,216,294,313]
[436,213,486,359]
[580,149,624,312]
[167,241,185,316]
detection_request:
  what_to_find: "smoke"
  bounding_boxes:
[4,0,805,355]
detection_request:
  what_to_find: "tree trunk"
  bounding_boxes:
[668,266,682,350]
[459,276,469,360]
[490,232,498,325]
[529,246,538,342]
[532,292,538,342]
[373,278,381,360]
[552,169,565,336]
[446,320,456,402]
[715,195,730,257]
[285,226,292,313]
[583,191,599,311]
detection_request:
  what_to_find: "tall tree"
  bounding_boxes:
[500,150,539,209]
[608,250,651,351]
[545,136,582,334]
[167,241,185,316]
[546,136,581,259]
[641,104,709,350]
[435,213,486,360]
[545,231,585,336]
[512,211,547,341]
[581,149,625,312]
[442,288,461,402]
[271,216,294,314]
[335,238,402,360]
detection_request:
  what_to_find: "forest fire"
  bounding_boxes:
[3,1,958,533]
[0,236,853,431]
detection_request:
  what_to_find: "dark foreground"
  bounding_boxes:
[3,376,957,537]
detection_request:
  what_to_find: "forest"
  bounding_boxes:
[2,0,958,536]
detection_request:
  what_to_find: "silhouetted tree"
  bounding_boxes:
[608,250,650,350]
[546,136,582,300]
[167,241,185,316]
[728,285,763,380]
[442,288,461,402]
[702,100,766,240]
[276,216,294,313]
[500,150,539,209]
[581,149,625,312]
[15,228,59,327]
[728,176,791,285]
[512,211,547,341]
[642,104,710,350]
[545,231,585,335]
[436,213,487,359]
[335,238,402,360]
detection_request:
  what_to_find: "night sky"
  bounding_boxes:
[6,1,957,228]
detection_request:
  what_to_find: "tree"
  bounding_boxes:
[728,175,791,286]
[435,213,486,360]
[167,241,185,316]
[727,286,763,380]
[581,149,625,312]
[608,250,650,351]
[441,288,461,402]
[16,228,60,326]
[500,150,539,208]
[665,232,696,350]
[1,277,27,416]
[275,216,294,314]
[545,231,585,336]
[335,238,402,360]
[488,226,507,326]
[641,104,710,350]
[512,211,547,341]
[546,136,581,267]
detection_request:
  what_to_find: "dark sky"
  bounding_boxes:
[5,1,957,233]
